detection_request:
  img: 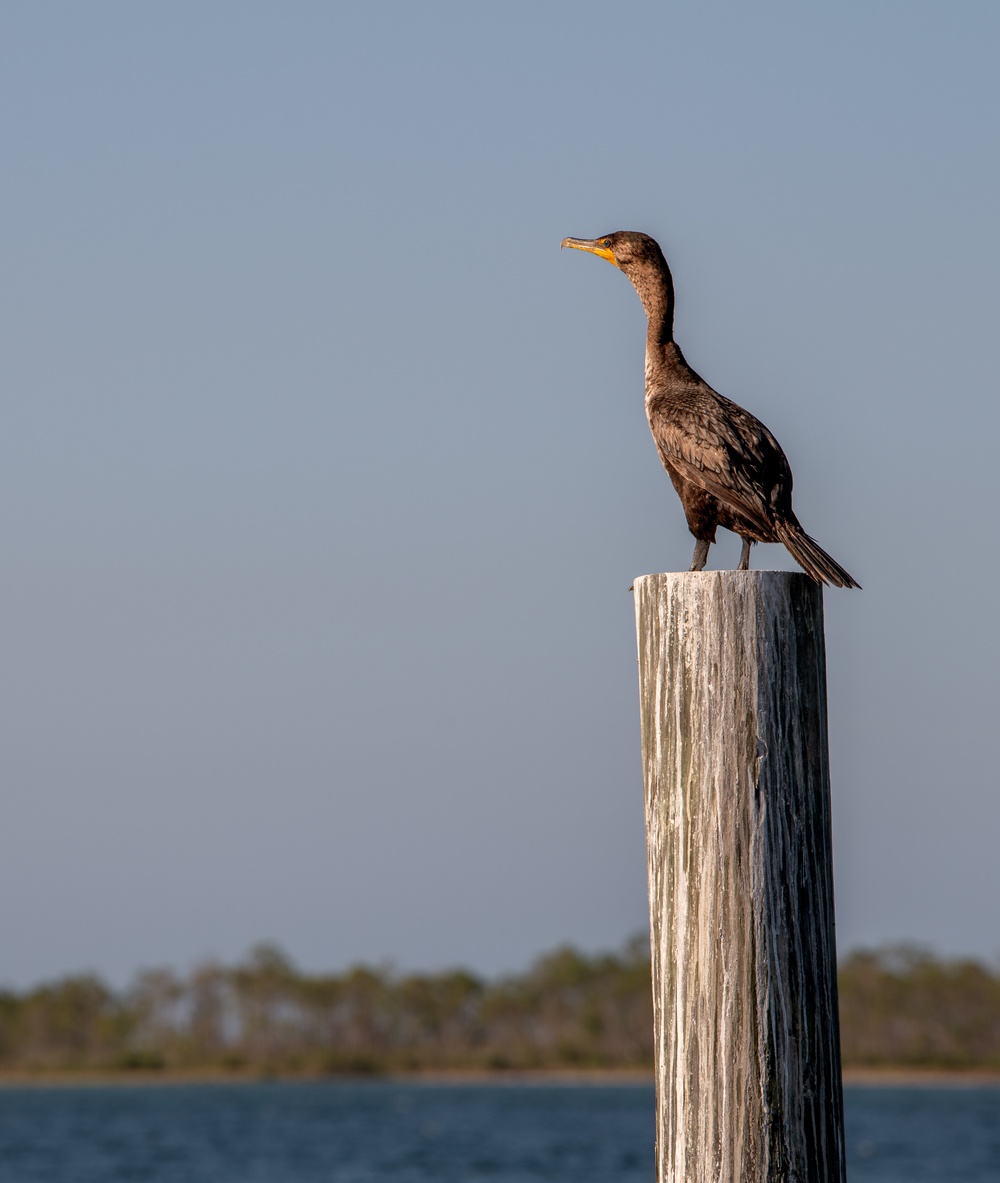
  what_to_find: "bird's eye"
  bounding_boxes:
[603,239,611,247]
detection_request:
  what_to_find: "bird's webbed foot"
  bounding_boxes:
[689,539,710,572]
[738,538,752,571]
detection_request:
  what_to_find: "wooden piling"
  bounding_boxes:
[633,571,845,1183]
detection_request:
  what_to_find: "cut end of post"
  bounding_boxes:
[632,572,824,643]
[631,569,820,591]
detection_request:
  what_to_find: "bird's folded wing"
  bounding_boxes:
[649,405,775,536]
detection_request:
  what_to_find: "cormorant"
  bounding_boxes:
[561,231,859,588]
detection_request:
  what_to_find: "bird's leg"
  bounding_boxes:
[689,538,710,571]
[738,538,752,571]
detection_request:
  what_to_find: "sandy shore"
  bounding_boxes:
[841,1067,1000,1087]
[0,1066,998,1088]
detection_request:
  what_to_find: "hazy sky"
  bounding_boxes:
[2,2,998,988]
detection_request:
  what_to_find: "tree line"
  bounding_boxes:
[1,939,997,1074]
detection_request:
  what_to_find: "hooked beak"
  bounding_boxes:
[560,237,619,268]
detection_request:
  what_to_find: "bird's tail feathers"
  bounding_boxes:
[775,521,861,589]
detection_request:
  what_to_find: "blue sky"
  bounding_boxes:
[2,1,998,986]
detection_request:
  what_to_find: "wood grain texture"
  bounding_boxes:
[634,571,845,1183]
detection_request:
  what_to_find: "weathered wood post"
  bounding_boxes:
[633,571,845,1183]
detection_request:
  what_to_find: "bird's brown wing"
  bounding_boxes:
[647,390,791,536]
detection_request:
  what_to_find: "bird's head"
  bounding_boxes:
[561,230,674,331]
[560,231,667,279]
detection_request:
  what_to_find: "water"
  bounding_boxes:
[0,1081,996,1182]
[844,1086,1000,1181]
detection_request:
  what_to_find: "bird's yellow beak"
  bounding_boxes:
[561,237,619,268]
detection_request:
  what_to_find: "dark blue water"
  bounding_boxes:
[0,1081,996,1182]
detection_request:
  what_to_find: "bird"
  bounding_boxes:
[561,231,859,588]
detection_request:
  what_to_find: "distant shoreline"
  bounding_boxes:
[841,1067,1000,1087]
[1,1066,998,1089]
[5,943,998,1082]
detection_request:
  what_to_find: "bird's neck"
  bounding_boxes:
[628,264,675,347]
[644,340,689,394]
